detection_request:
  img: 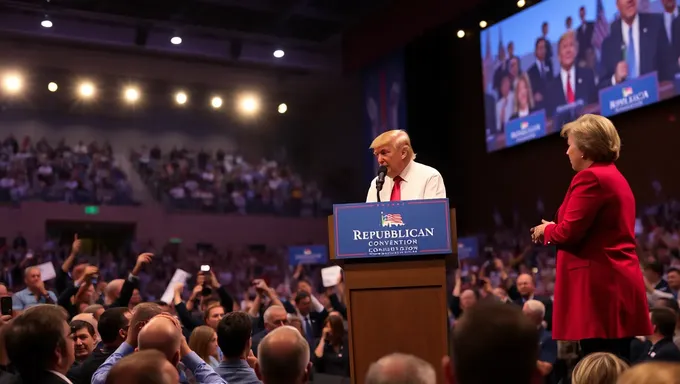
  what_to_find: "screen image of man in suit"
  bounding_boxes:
[663,0,680,74]
[576,6,595,64]
[527,37,553,111]
[546,31,597,116]
[599,0,672,88]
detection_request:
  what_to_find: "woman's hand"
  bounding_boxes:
[531,220,555,244]
[322,325,332,339]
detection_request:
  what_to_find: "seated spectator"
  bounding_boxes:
[571,352,628,384]
[105,349,179,384]
[638,308,680,363]
[4,304,74,383]
[616,361,680,384]
[522,300,557,378]
[215,311,260,384]
[188,325,219,368]
[443,301,540,384]
[256,326,310,384]
[252,305,289,357]
[365,353,436,384]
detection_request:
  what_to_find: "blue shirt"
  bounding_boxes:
[215,359,261,384]
[12,288,58,311]
[538,327,557,364]
[90,342,227,384]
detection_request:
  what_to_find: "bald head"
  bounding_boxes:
[366,353,436,384]
[105,279,125,304]
[105,349,179,384]
[138,316,182,364]
[257,326,309,384]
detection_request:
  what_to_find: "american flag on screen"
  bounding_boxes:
[592,0,610,50]
[381,213,405,227]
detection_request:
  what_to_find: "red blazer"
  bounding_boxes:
[543,163,652,341]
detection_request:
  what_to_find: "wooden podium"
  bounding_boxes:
[327,208,457,384]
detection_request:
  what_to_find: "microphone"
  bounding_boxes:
[375,165,387,202]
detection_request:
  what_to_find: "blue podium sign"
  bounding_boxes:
[599,72,659,117]
[333,199,452,259]
[504,110,547,148]
[288,245,328,265]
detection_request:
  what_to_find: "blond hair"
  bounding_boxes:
[571,352,629,384]
[561,114,621,162]
[369,130,416,161]
[558,30,579,51]
[514,74,535,113]
[189,325,217,364]
[617,361,680,384]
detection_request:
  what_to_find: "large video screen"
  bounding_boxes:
[481,0,680,152]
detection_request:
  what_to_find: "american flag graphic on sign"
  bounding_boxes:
[381,213,405,227]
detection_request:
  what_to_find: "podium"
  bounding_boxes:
[327,199,457,384]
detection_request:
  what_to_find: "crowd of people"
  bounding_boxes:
[0,135,133,206]
[130,145,330,217]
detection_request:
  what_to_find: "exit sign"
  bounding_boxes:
[84,206,100,215]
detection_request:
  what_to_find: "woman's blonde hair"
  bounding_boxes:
[560,114,621,162]
[189,325,217,364]
[617,361,680,384]
[571,352,629,384]
[514,73,535,113]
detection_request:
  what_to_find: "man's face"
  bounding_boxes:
[542,23,549,36]
[459,290,477,310]
[667,271,680,290]
[72,327,96,360]
[25,268,41,288]
[297,297,312,316]
[205,306,225,329]
[663,0,677,12]
[265,309,289,331]
[373,144,406,177]
[580,7,586,20]
[507,42,514,56]
[516,275,535,296]
[536,40,546,61]
[617,0,638,21]
[0,285,8,297]
[61,322,76,370]
[558,34,577,69]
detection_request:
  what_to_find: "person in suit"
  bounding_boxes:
[527,37,553,111]
[4,305,75,383]
[664,0,680,75]
[542,22,554,66]
[530,114,652,361]
[576,6,594,65]
[640,308,680,363]
[546,31,597,117]
[483,68,498,135]
[251,305,288,356]
[510,74,537,120]
[599,0,672,88]
[496,75,514,133]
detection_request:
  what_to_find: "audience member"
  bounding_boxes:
[256,326,310,384]
[104,349,179,384]
[571,352,628,384]
[365,353,436,384]
[215,311,260,384]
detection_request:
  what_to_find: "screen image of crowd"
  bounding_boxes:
[0,134,331,217]
[0,190,679,383]
[481,0,680,152]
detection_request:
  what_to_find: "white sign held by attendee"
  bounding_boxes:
[160,269,192,304]
[37,262,57,281]
[321,265,343,288]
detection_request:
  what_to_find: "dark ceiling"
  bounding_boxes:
[0,0,394,44]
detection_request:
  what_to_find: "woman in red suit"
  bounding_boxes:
[530,114,651,360]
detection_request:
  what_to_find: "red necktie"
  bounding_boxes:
[566,73,575,104]
[390,176,402,201]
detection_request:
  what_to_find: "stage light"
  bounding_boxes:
[171,36,182,45]
[124,87,140,103]
[278,103,287,114]
[457,30,466,38]
[273,49,285,58]
[211,96,223,109]
[78,82,95,98]
[238,94,260,115]
[175,91,188,105]
[48,82,58,92]
[2,73,23,94]
[517,0,526,8]
[41,19,52,28]
[480,20,488,28]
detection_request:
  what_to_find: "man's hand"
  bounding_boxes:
[72,234,82,254]
[0,315,12,327]
[614,61,628,84]
[132,252,153,275]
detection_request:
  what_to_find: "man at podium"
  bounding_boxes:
[365,129,446,202]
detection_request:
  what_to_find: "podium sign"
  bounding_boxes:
[504,110,547,147]
[333,199,452,259]
[599,72,659,117]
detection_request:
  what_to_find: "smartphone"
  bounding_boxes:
[200,265,211,272]
[1,297,12,316]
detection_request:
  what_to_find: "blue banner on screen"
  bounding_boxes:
[599,72,660,117]
[457,237,479,260]
[333,199,452,259]
[362,49,407,182]
[504,110,547,147]
[288,245,328,265]
[479,0,680,153]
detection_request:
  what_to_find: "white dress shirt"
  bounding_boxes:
[366,160,446,203]
[664,8,679,43]
[620,14,640,78]
[560,65,576,102]
[517,107,530,118]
